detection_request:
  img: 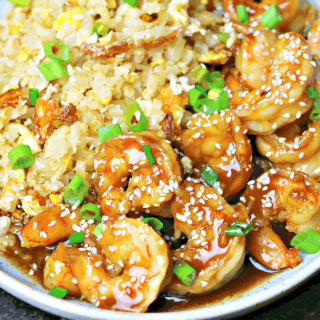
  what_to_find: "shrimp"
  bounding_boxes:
[242,169,320,269]
[167,180,248,295]
[94,131,181,217]
[308,19,320,59]
[44,243,81,297]
[223,0,299,32]
[256,113,320,164]
[225,31,317,135]
[180,110,253,200]
[21,205,83,248]
[64,216,170,312]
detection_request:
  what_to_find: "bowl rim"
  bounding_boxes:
[1,253,320,319]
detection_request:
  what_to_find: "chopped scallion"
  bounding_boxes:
[44,40,69,62]
[8,144,35,170]
[142,145,156,165]
[201,164,218,186]
[48,286,68,299]
[306,86,319,99]
[191,65,209,83]
[216,32,230,44]
[8,0,30,6]
[28,88,39,105]
[97,124,123,143]
[236,5,249,25]
[93,222,104,238]
[38,60,68,81]
[124,101,149,132]
[142,217,163,230]
[79,203,101,223]
[92,22,109,37]
[261,3,282,29]
[290,228,320,254]
[310,106,320,121]
[63,175,88,207]
[69,232,85,244]
[205,71,225,90]
[225,221,253,236]
[124,0,138,8]
[173,261,197,286]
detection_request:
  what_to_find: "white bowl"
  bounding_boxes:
[0,0,320,319]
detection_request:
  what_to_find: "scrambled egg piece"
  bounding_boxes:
[53,7,82,31]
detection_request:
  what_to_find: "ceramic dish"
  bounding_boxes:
[0,0,320,319]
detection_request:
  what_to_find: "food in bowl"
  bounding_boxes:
[0,0,320,313]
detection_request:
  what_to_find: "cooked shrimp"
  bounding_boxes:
[226,31,316,135]
[247,226,301,269]
[44,243,81,297]
[180,110,253,200]
[308,18,320,59]
[64,216,170,312]
[223,0,299,32]
[242,169,320,269]
[167,180,248,295]
[21,205,83,248]
[256,115,320,164]
[94,131,181,217]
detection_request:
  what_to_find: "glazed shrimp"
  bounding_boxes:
[94,131,181,217]
[242,169,320,269]
[21,205,83,248]
[180,110,253,200]
[64,216,170,312]
[308,18,320,59]
[226,31,316,135]
[223,0,299,32]
[256,115,320,164]
[44,243,81,297]
[167,180,248,295]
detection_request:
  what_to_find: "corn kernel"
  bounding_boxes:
[53,7,82,31]
[49,194,63,205]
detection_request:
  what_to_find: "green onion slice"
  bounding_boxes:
[124,101,149,132]
[205,71,225,90]
[63,175,88,207]
[8,144,35,170]
[310,106,320,121]
[216,32,230,44]
[261,3,282,29]
[306,86,319,99]
[93,222,104,238]
[173,261,197,286]
[305,27,311,38]
[38,60,68,81]
[28,88,39,105]
[69,232,85,244]
[142,217,163,230]
[142,145,156,165]
[79,203,101,223]
[201,164,219,186]
[290,228,320,254]
[207,89,229,114]
[191,65,209,84]
[44,40,69,62]
[225,221,253,236]
[236,5,249,25]
[92,22,109,37]
[194,98,219,114]
[188,85,207,107]
[48,286,68,299]
[8,0,30,6]
[97,124,123,143]
[124,0,138,8]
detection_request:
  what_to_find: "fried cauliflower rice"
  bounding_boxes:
[0,0,226,212]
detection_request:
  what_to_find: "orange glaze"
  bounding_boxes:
[168,180,248,295]
[181,110,253,200]
[94,131,181,217]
